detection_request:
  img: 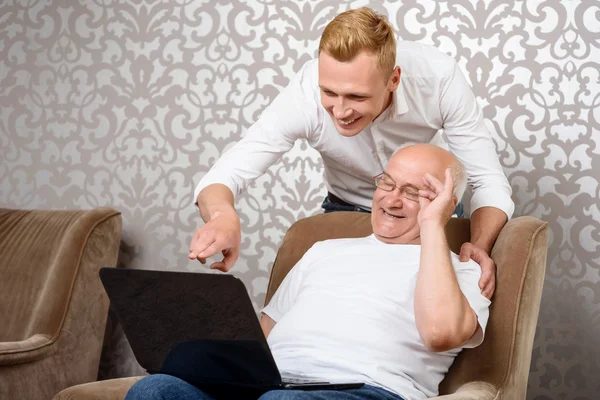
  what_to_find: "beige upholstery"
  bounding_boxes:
[55,377,144,400]
[55,212,548,400]
[0,207,122,400]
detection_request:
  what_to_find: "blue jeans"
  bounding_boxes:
[321,194,465,218]
[321,194,371,214]
[126,374,405,400]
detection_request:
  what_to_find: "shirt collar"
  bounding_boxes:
[375,78,409,124]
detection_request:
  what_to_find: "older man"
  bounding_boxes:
[128,144,490,400]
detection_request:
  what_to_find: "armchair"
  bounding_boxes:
[0,207,122,399]
[54,212,548,400]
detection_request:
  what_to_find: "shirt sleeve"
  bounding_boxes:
[260,242,321,322]
[439,60,515,219]
[453,258,492,348]
[193,60,323,205]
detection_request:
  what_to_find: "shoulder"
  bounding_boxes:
[290,58,322,116]
[396,41,456,80]
[277,58,319,98]
[295,58,319,86]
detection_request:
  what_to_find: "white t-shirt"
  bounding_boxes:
[194,40,514,218]
[261,235,491,400]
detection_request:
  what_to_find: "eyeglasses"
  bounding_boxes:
[373,172,420,202]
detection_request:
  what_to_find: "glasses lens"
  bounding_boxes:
[402,188,420,202]
[376,174,395,191]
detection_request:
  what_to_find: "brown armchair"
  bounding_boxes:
[55,212,548,400]
[0,207,122,400]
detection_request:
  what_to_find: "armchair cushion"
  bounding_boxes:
[53,377,144,400]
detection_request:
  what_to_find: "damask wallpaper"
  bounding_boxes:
[0,1,598,399]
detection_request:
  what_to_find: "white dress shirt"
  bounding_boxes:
[194,41,514,218]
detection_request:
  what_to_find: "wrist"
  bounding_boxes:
[469,239,492,255]
[209,205,237,221]
[419,219,445,232]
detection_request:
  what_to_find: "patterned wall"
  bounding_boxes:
[1,1,598,398]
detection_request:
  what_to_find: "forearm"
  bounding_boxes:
[197,184,236,223]
[415,222,476,351]
[469,207,507,254]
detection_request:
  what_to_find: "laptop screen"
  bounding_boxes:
[100,268,266,373]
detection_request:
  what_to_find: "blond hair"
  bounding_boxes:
[319,7,396,78]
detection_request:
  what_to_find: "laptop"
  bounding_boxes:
[99,268,364,393]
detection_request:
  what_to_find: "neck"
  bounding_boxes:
[373,232,422,245]
[374,91,394,120]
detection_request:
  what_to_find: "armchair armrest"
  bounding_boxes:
[0,334,56,365]
[431,381,498,399]
[53,377,143,400]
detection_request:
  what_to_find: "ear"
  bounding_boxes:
[387,66,401,91]
[448,195,459,217]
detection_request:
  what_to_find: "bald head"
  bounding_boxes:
[389,144,466,201]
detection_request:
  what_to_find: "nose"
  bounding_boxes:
[333,99,352,120]
[384,187,404,208]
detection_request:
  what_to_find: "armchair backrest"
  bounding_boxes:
[264,212,548,399]
[0,208,121,343]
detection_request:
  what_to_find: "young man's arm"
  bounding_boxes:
[469,207,507,255]
[188,184,240,271]
[438,57,514,298]
[188,61,322,271]
[458,206,507,298]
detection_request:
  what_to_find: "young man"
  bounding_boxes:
[189,7,514,299]
[128,144,491,400]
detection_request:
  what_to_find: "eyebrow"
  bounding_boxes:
[401,184,420,191]
[319,86,371,98]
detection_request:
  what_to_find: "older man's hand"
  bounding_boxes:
[459,242,496,299]
[417,168,497,299]
[417,168,456,227]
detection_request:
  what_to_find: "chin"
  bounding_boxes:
[373,221,415,244]
[336,126,362,137]
[373,233,401,245]
[374,225,402,239]
[332,117,369,137]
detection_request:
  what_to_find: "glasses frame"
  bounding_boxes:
[372,172,420,203]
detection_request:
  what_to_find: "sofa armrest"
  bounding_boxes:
[431,381,498,399]
[53,377,143,400]
[0,334,56,365]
